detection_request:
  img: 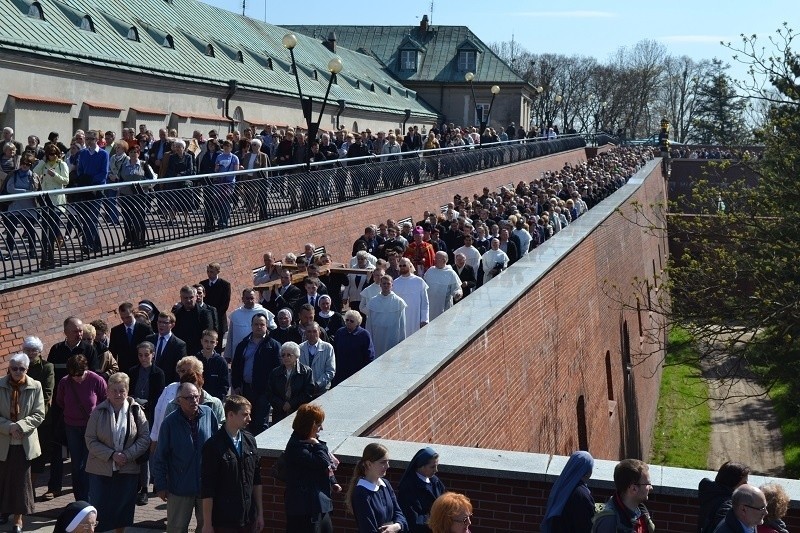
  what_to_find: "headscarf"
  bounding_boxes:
[399,447,437,489]
[541,451,594,533]
[54,501,97,533]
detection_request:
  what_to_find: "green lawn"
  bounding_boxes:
[650,327,712,469]
[762,380,800,477]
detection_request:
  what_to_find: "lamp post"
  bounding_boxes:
[282,33,343,163]
[465,72,500,141]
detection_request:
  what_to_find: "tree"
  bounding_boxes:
[614,26,800,399]
[691,59,751,145]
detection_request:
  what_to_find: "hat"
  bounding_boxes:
[413,226,424,235]
[54,501,97,533]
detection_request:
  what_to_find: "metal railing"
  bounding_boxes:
[1,136,586,281]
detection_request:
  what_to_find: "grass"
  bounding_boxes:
[650,327,712,469]
[758,375,800,477]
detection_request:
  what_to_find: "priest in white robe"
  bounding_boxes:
[392,258,430,337]
[480,238,510,285]
[424,251,463,320]
[359,267,385,321]
[365,275,407,356]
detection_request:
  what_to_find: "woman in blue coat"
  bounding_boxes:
[541,450,595,533]
[398,447,445,533]
[347,443,408,533]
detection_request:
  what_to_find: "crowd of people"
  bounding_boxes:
[0,144,659,531]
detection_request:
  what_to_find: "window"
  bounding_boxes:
[206,44,215,57]
[27,2,44,20]
[458,50,476,72]
[265,57,273,70]
[127,27,139,41]
[236,51,244,63]
[576,395,588,451]
[162,34,174,49]
[80,15,95,32]
[400,50,417,71]
[474,103,490,125]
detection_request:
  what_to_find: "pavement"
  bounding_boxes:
[15,459,195,532]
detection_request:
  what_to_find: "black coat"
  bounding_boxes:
[146,333,187,385]
[267,283,302,315]
[455,264,477,297]
[200,428,261,528]
[126,363,166,423]
[283,432,334,516]
[698,478,733,533]
[231,333,281,393]
[109,321,153,372]
[398,473,445,533]
[201,278,231,337]
[267,364,314,424]
[173,305,216,355]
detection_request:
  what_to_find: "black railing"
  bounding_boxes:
[1,136,586,281]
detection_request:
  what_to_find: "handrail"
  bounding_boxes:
[0,136,586,280]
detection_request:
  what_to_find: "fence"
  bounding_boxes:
[1,136,586,280]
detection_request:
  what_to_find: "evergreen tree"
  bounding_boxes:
[691,59,750,144]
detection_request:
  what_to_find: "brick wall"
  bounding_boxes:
[362,163,668,461]
[0,149,588,365]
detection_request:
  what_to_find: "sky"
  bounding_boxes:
[202,0,799,82]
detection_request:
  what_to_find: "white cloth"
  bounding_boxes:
[481,249,509,285]
[224,304,275,359]
[359,283,381,318]
[150,382,179,440]
[392,274,429,337]
[349,253,377,267]
[345,269,374,303]
[512,228,533,256]
[365,293,407,357]
[423,266,462,320]
[453,245,481,271]
[110,400,130,471]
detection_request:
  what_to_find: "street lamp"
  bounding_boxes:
[283,32,343,164]
[464,71,501,140]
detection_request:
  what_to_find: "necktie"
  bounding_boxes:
[126,327,133,344]
[310,295,316,307]
[156,336,165,361]
[308,347,316,366]
[354,275,361,288]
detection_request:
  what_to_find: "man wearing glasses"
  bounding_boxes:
[711,485,768,533]
[152,382,219,533]
[592,459,654,533]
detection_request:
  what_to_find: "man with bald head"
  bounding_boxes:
[713,485,768,533]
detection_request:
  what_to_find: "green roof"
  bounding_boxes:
[0,0,439,118]
[284,24,526,85]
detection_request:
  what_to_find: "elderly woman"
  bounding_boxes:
[284,403,339,533]
[0,352,46,533]
[240,137,269,214]
[53,501,97,533]
[428,493,473,533]
[55,354,108,502]
[316,295,345,339]
[21,336,54,474]
[758,483,790,533]
[2,152,39,260]
[119,146,155,248]
[398,447,446,533]
[160,138,195,226]
[541,450,595,533]
[0,142,19,175]
[268,341,313,425]
[85,373,149,533]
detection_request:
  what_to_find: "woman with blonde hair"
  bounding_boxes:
[85,373,150,533]
[758,483,790,533]
[347,443,408,533]
[428,492,472,533]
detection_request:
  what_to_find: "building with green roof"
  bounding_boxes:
[286,16,538,133]
[0,0,440,140]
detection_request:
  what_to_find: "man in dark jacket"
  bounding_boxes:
[592,459,654,533]
[711,485,767,533]
[173,285,215,355]
[109,302,153,372]
[231,313,281,434]
[200,395,263,533]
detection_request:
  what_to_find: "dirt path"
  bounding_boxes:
[703,355,785,476]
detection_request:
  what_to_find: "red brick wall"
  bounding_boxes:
[0,149,588,366]
[258,455,800,533]
[363,163,668,461]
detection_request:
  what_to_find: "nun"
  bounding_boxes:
[541,450,595,533]
[397,447,446,533]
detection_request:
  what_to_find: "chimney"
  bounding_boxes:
[420,14,429,33]
[323,31,337,53]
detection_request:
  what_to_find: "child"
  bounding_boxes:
[197,329,229,402]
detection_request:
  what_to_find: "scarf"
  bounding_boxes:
[110,400,130,471]
[9,375,27,422]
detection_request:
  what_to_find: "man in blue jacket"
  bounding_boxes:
[76,131,109,253]
[153,382,219,533]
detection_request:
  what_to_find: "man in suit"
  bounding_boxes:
[173,285,215,355]
[147,128,172,172]
[146,311,187,384]
[266,269,302,315]
[230,314,281,433]
[454,253,477,298]
[109,302,153,372]
[193,284,219,337]
[295,277,324,318]
[200,262,231,352]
